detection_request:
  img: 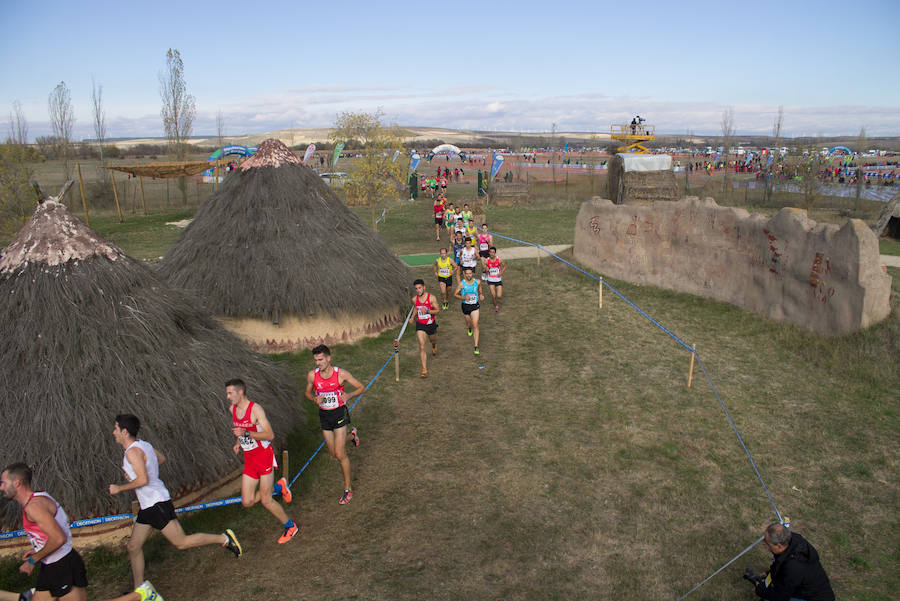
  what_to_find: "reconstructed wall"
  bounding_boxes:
[574,197,892,334]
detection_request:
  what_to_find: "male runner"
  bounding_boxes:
[432,197,444,241]
[443,202,456,233]
[483,246,507,312]
[433,248,455,310]
[305,345,365,504]
[0,463,87,601]
[477,224,493,281]
[109,414,241,589]
[460,203,473,226]
[226,378,298,544]
[459,238,478,276]
[454,267,484,355]
[454,216,466,240]
[411,278,440,377]
[452,231,466,267]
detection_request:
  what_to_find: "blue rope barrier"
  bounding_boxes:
[677,535,765,600]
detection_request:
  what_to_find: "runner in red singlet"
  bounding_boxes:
[411,278,440,377]
[305,345,365,505]
[432,197,444,241]
[482,246,506,312]
[226,378,298,544]
[0,463,86,601]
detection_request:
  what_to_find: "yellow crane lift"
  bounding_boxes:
[610,118,655,154]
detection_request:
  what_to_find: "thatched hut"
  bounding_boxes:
[0,197,303,531]
[158,139,410,352]
[607,154,678,205]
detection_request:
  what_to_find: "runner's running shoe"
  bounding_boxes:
[420,369,428,378]
[276,476,292,503]
[474,346,480,355]
[135,580,163,601]
[339,489,354,505]
[467,328,473,336]
[350,427,360,447]
[432,345,437,356]
[278,523,299,544]
[223,528,242,557]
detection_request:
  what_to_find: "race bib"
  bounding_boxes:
[417,305,431,319]
[489,267,500,277]
[480,242,489,251]
[439,267,450,277]
[319,391,340,409]
[238,433,258,452]
[466,293,477,304]
[435,211,442,219]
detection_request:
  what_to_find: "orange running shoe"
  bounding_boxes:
[276,477,291,503]
[278,523,299,544]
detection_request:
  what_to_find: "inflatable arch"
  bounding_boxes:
[203,145,258,176]
[425,143,468,163]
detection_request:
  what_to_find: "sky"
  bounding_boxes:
[2,0,899,142]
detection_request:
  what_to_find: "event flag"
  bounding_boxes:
[490,151,504,181]
[332,143,345,169]
[392,149,401,162]
[409,152,421,174]
[302,143,316,165]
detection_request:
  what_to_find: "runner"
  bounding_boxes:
[454,267,484,355]
[459,238,479,275]
[483,246,507,312]
[477,224,493,280]
[464,220,478,244]
[432,197,444,241]
[460,203,473,226]
[305,345,366,504]
[453,216,466,240]
[451,231,466,268]
[443,202,456,233]
[411,279,440,377]
[433,248,455,309]
[226,378,298,544]
[109,414,242,589]
[0,463,87,601]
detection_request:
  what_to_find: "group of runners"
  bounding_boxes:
[0,345,363,601]
[411,196,508,376]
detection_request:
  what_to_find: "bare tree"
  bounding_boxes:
[720,107,735,197]
[7,101,28,145]
[91,77,107,166]
[159,48,196,203]
[48,81,76,178]
[763,105,784,205]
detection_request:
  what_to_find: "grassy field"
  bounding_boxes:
[1,162,898,600]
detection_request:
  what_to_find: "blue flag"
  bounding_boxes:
[490,152,504,180]
[409,152,421,174]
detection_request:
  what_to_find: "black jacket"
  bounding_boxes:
[755,532,835,601]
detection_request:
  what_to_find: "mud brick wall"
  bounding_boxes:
[574,197,892,334]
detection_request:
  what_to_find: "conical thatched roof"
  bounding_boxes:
[0,198,303,529]
[157,138,410,351]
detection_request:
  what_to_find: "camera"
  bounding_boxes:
[743,568,765,586]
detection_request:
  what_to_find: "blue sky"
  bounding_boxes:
[2,0,899,141]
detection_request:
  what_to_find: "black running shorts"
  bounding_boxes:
[434,217,443,224]
[438,276,453,287]
[461,302,480,315]
[319,405,351,431]
[488,280,502,287]
[415,321,438,335]
[36,549,88,597]
[136,499,177,531]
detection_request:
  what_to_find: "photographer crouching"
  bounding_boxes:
[746,522,834,601]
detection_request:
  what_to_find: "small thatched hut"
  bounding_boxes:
[0,197,303,531]
[607,153,678,205]
[158,139,410,352]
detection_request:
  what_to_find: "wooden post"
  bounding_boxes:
[536,246,541,266]
[598,277,603,309]
[281,450,289,482]
[109,169,124,223]
[76,162,89,226]
[130,500,139,518]
[139,176,147,215]
[394,339,400,382]
[687,344,697,388]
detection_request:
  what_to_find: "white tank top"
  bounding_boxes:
[123,440,171,510]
